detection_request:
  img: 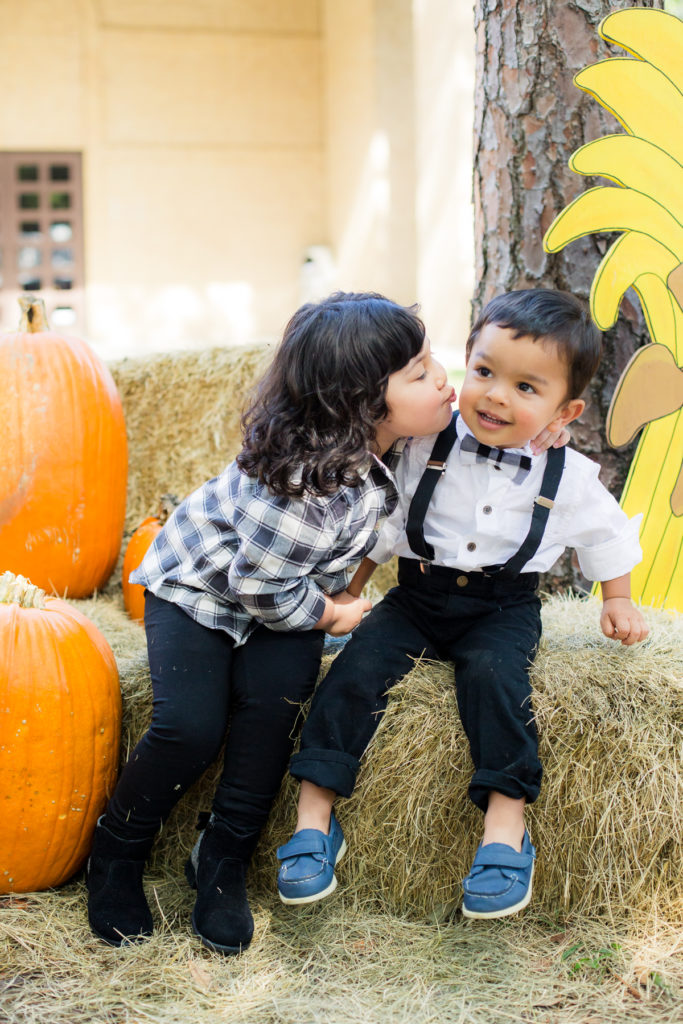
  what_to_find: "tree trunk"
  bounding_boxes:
[472,0,663,592]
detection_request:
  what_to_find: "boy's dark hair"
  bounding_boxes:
[237,291,425,497]
[466,289,602,399]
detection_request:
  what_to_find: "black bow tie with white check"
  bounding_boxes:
[459,432,532,478]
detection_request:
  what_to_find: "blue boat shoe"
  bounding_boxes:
[277,813,347,905]
[462,831,536,919]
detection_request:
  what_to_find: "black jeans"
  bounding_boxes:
[290,558,543,811]
[106,592,324,841]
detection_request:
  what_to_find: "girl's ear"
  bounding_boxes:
[547,398,585,433]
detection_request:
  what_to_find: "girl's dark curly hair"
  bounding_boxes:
[237,291,425,496]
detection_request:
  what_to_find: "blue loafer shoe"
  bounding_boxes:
[277,813,347,905]
[462,831,536,919]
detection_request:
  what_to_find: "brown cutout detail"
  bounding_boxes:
[606,344,683,448]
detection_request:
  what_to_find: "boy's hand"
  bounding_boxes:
[600,598,649,646]
[530,425,571,455]
[315,590,372,636]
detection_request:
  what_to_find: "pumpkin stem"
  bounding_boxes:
[0,571,46,609]
[18,294,50,333]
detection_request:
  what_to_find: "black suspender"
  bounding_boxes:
[405,412,566,578]
[405,412,459,561]
[483,445,565,578]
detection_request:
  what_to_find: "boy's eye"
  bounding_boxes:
[415,370,427,380]
[475,365,491,378]
[518,382,535,393]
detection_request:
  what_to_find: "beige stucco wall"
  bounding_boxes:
[0,0,325,356]
[0,0,473,362]
[319,0,474,361]
[413,0,475,361]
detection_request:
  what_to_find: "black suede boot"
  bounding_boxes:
[185,815,259,955]
[86,817,155,946]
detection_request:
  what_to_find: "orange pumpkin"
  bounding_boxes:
[0,571,121,894]
[122,495,179,623]
[0,296,127,598]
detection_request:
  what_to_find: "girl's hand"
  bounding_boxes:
[600,598,650,646]
[315,590,372,636]
[530,425,571,455]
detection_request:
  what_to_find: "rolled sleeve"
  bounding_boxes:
[576,512,643,582]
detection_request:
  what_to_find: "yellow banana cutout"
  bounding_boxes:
[544,7,683,612]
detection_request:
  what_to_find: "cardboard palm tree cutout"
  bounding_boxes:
[544,7,683,612]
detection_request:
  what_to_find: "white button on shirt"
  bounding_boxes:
[370,417,643,582]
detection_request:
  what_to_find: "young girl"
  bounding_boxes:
[86,291,456,955]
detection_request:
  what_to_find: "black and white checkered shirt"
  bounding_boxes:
[130,445,403,645]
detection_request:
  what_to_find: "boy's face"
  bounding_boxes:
[458,324,585,449]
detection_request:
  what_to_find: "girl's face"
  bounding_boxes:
[374,339,456,453]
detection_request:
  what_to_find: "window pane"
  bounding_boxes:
[17,165,39,181]
[50,220,72,243]
[18,273,42,289]
[52,306,76,327]
[54,277,73,290]
[50,192,71,209]
[49,164,71,182]
[19,193,40,209]
[20,221,42,240]
[18,246,42,269]
[51,248,73,268]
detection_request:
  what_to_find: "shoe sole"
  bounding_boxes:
[89,923,152,947]
[185,855,251,955]
[461,862,534,920]
[190,910,248,956]
[278,838,347,905]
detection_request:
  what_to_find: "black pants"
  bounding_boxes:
[290,558,543,811]
[105,592,324,841]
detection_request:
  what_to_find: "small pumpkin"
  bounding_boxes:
[0,296,127,598]
[122,494,179,623]
[0,571,121,894]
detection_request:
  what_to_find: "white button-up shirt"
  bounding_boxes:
[370,416,642,582]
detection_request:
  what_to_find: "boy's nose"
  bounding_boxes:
[486,381,508,404]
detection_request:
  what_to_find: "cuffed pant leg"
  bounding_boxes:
[290,588,437,797]
[446,593,543,812]
[213,625,325,836]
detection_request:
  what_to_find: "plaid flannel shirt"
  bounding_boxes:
[130,445,403,645]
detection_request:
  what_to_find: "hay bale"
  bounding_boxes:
[72,592,682,924]
[109,344,272,536]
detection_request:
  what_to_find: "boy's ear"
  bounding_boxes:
[547,398,585,433]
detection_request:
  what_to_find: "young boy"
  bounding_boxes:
[276,289,649,920]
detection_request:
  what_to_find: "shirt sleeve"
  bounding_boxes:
[368,500,406,564]
[561,460,643,582]
[365,440,420,564]
[226,488,336,631]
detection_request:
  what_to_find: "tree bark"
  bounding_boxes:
[472,0,663,592]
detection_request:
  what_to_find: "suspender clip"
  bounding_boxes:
[419,560,431,575]
[534,495,554,509]
[426,459,447,475]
